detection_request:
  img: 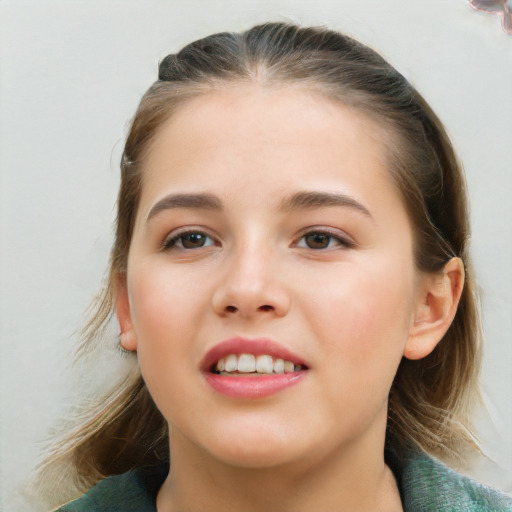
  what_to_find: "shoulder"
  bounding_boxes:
[55,463,168,512]
[398,450,512,512]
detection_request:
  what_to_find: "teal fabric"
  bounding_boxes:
[57,451,512,511]
[55,464,167,511]
[394,450,512,511]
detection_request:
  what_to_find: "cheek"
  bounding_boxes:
[127,270,209,426]
[130,264,208,338]
[303,255,415,372]
[127,265,210,388]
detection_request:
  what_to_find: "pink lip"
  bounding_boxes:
[201,337,308,399]
[204,373,305,399]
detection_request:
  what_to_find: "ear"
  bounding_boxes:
[116,273,137,352]
[404,257,465,360]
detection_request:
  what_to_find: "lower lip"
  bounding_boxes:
[204,372,306,398]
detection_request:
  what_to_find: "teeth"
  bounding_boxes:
[284,360,294,373]
[238,354,256,373]
[256,355,273,374]
[273,358,285,374]
[214,354,301,375]
[224,354,238,372]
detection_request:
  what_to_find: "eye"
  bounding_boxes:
[296,230,353,250]
[163,230,217,250]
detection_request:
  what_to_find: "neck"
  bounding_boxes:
[156,422,402,512]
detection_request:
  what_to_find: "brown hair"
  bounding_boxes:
[38,22,481,504]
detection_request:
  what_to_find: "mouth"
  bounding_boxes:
[201,338,309,398]
[212,353,305,376]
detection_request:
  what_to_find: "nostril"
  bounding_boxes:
[224,304,273,313]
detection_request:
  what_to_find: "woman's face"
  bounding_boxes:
[120,85,423,468]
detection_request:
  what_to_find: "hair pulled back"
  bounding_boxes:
[40,22,481,498]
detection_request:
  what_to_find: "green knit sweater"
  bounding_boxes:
[56,450,512,511]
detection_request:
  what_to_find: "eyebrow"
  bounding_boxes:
[147,193,223,221]
[279,191,373,218]
[146,190,372,222]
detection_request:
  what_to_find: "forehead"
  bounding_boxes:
[139,84,402,220]
[147,83,389,154]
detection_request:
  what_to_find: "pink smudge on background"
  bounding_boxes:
[468,0,512,34]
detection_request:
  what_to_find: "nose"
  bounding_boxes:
[211,245,291,319]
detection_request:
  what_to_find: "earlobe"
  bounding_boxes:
[116,273,138,352]
[404,257,465,360]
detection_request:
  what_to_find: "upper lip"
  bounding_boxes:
[200,337,308,372]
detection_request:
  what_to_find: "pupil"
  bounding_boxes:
[307,233,329,249]
[183,233,205,248]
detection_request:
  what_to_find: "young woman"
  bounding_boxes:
[43,22,512,511]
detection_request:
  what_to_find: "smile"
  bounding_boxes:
[214,354,304,375]
[202,338,308,398]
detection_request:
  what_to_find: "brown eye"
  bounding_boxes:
[296,230,352,250]
[181,233,209,249]
[304,233,331,249]
[163,231,215,250]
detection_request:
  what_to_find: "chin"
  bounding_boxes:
[210,443,299,469]
[200,421,309,469]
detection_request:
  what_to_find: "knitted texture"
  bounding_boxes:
[56,452,512,511]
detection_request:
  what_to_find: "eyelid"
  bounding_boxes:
[160,225,355,251]
[161,226,220,250]
[294,227,356,249]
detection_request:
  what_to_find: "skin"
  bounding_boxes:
[117,84,464,512]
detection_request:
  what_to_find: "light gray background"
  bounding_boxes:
[1,1,511,510]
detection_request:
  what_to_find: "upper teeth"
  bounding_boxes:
[215,354,299,374]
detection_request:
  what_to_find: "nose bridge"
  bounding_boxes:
[212,233,289,317]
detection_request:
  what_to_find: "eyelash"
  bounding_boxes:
[295,229,355,250]
[162,229,217,251]
[161,228,354,252]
